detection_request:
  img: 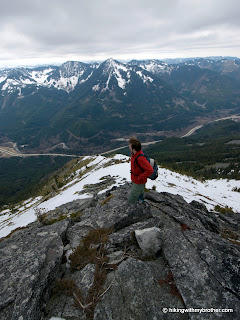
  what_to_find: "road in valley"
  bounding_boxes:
[0,147,79,158]
[180,115,240,138]
[1,115,239,158]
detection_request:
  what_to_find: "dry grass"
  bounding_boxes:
[221,228,240,245]
[0,226,29,242]
[67,228,114,319]
[100,195,114,205]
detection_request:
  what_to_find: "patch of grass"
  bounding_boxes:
[221,228,240,245]
[53,278,84,310]
[67,228,114,319]
[70,210,83,222]
[214,205,235,214]
[69,228,113,271]
[35,207,68,225]
[0,226,29,242]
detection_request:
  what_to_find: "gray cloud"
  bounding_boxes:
[0,0,240,66]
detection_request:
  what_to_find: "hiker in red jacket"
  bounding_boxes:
[128,137,154,203]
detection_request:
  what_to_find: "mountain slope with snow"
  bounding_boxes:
[1,57,240,155]
[0,61,98,94]
[0,154,239,239]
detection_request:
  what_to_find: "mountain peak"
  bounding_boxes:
[103,58,122,71]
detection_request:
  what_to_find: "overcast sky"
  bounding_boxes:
[0,0,239,67]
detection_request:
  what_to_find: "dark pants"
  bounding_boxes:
[128,182,145,203]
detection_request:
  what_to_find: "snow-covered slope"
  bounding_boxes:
[0,61,99,94]
[0,154,239,239]
[129,59,173,74]
[0,59,172,96]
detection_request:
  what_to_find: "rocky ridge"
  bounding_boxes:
[0,182,239,320]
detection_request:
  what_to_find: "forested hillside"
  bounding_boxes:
[0,157,69,207]
[145,120,240,180]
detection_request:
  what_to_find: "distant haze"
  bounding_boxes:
[0,0,240,67]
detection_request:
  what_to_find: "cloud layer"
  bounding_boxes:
[1,0,240,66]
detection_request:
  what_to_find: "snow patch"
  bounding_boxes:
[92,83,100,91]
[1,153,240,239]
[136,71,153,83]
[0,76,7,84]
[102,59,130,90]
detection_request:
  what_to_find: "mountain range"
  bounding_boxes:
[0,57,240,154]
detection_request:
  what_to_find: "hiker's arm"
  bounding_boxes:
[138,157,154,181]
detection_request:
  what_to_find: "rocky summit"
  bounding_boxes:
[0,182,239,320]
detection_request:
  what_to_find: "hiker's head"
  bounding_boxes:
[129,137,141,153]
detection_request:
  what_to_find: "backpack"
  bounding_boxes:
[134,154,158,180]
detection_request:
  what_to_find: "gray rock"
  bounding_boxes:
[1,182,239,320]
[106,250,124,264]
[67,224,94,249]
[145,190,240,319]
[44,264,96,320]
[0,220,69,320]
[40,198,92,224]
[135,227,163,256]
[108,216,162,250]
[162,228,240,319]
[94,257,187,320]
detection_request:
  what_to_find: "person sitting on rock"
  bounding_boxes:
[128,137,154,203]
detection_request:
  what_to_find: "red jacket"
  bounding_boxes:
[130,150,154,184]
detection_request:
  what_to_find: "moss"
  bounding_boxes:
[36,208,68,225]
[45,214,68,225]
[214,205,235,214]
[70,210,83,221]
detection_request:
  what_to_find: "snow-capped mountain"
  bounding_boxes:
[128,59,173,74]
[1,57,240,96]
[0,61,99,95]
[81,58,182,102]
[1,153,240,239]
[0,57,239,154]
[0,58,158,95]
[179,58,240,80]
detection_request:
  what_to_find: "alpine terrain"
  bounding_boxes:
[0,57,240,155]
[0,154,239,319]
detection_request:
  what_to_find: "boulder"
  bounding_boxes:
[0,220,69,320]
[135,227,163,256]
